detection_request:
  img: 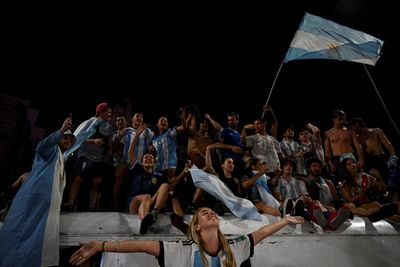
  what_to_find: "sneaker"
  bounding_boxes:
[185,205,196,214]
[328,208,352,230]
[282,199,294,217]
[312,207,328,228]
[87,206,96,212]
[61,203,74,212]
[214,201,226,216]
[140,213,155,234]
[292,199,305,217]
[150,209,159,223]
[170,213,189,234]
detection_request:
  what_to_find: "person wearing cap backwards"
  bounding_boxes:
[64,102,113,212]
[0,117,77,267]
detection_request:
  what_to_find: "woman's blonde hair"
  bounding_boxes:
[188,207,237,267]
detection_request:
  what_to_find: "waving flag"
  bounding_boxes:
[189,167,262,221]
[284,13,384,66]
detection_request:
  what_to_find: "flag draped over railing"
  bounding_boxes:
[284,12,384,66]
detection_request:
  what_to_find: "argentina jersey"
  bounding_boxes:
[159,234,254,267]
[152,128,178,172]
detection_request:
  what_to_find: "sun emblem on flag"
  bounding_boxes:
[329,43,337,49]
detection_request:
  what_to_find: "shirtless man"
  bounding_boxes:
[350,117,397,178]
[186,113,218,169]
[324,110,364,183]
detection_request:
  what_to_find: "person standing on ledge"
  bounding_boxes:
[350,117,397,180]
[70,207,304,266]
[0,117,76,267]
[324,110,364,184]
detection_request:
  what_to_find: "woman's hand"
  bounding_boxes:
[284,215,305,225]
[69,241,100,266]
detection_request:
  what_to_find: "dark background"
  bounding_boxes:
[3,1,399,151]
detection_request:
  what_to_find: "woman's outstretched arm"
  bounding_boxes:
[251,215,304,246]
[70,240,160,266]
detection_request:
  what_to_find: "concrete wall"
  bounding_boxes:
[60,212,400,266]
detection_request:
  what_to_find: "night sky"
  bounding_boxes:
[3,1,399,150]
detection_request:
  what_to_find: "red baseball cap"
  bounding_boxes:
[96,102,109,115]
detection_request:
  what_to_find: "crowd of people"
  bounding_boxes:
[0,101,399,266]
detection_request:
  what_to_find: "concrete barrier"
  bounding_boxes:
[60,212,400,267]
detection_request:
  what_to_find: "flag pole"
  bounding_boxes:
[261,13,305,118]
[363,64,400,139]
[261,60,285,118]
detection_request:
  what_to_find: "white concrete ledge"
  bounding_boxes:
[59,212,400,267]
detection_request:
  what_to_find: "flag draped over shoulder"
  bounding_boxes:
[64,117,98,157]
[189,168,262,221]
[284,12,384,66]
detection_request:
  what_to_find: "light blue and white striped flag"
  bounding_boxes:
[0,131,68,266]
[284,13,384,66]
[255,174,281,209]
[189,167,262,221]
[64,117,98,157]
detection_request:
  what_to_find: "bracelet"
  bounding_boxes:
[114,240,119,252]
[102,241,106,252]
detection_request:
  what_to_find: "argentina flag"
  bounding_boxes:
[0,131,72,267]
[189,167,262,221]
[64,116,98,157]
[284,13,384,66]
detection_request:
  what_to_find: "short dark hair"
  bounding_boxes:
[227,112,239,120]
[333,109,346,118]
[350,117,365,126]
[254,117,266,124]
[281,158,295,168]
[306,157,323,169]
[115,112,127,119]
[246,157,260,168]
